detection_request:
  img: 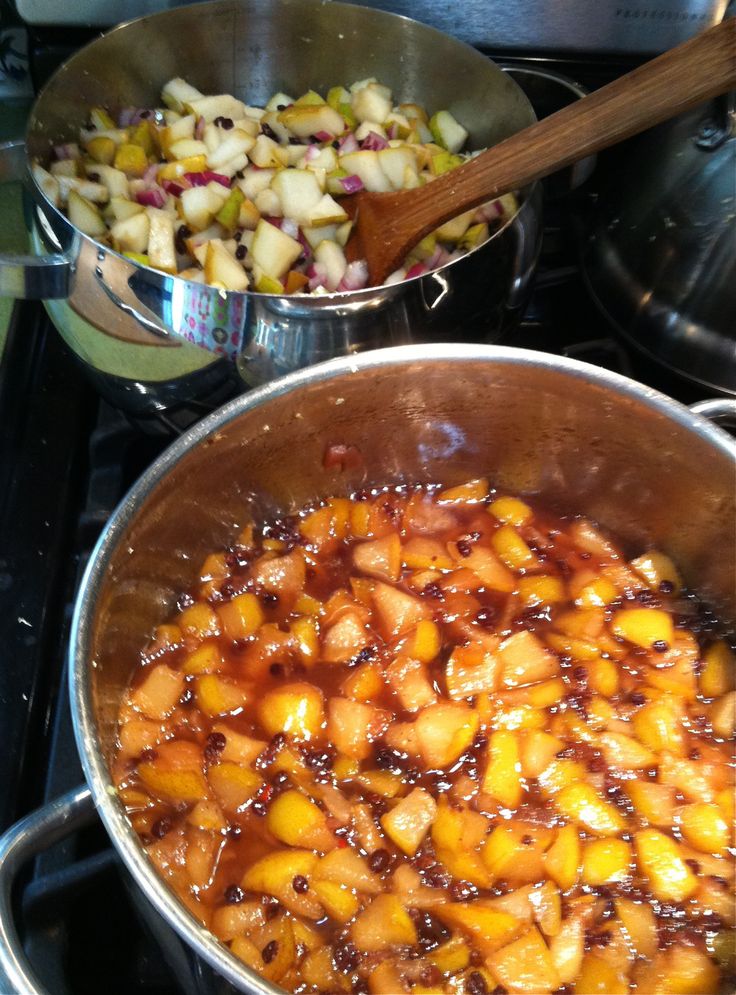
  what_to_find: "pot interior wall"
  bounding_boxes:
[87,355,736,763]
[27,0,533,160]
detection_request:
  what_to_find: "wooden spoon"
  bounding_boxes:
[345,17,736,286]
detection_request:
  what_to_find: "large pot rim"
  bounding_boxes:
[25,0,537,306]
[69,342,736,993]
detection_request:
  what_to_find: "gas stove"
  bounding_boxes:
[0,10,728,994]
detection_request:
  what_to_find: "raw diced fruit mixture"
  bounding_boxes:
[113,480,735,994]
[35,78,517,294]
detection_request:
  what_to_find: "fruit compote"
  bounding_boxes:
[113,479,735,994]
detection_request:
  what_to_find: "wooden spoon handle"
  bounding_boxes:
[369,17,736,269]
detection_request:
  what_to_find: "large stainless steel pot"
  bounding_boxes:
[1,345,734,994]
[0,0,541,415]
[582,91,736,396]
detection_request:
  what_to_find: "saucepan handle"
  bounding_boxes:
[0,785,96,995]
[0,139,71,299]
[690,398,736,429]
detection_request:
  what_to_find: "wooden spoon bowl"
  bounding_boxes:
[345,18,736,287]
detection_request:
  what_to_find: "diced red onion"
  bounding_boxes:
[474,200,502,223]
[195,115,206,140]
[161,178,190,197]
[303,144,321,163]
[426,246,444,270]
[360,131,389,151]
[296,229,313,259]
[387,124,398,140]
[120,108,156,127]
[307,262,328,291]
[263,216,283,229]
[53,143,80,161]
[314,130,333,142]
[142,163,159,186]
[183,171,231,188]
[118,107,136,127]
[339,174,364,194]
[337,132,359,154]
[281,217,299,239]
[337,259,369,291]
[405,261,428,280]
[135,187,166,208]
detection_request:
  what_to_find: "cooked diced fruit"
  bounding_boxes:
[555,783,625,836]
[625,780,676,827]
[700,640,735,698]
[208,762,262,813]
[327,697,390,759]
[482,730,523,809]
[315,848,382,893]
[482,823,552,885]
[414,702,479,768]
[195,674,249,716]
[632,698,684,754]
[351,894,417,951]
[629,550,681,593]
[451,545,516,592]
[678,802,729,854]
[217,592,264,640]
[489,496,533,526]
[322,612,372,663]
[258,682,324,741]
[543,824,581,891]
[138,741,207,803]
[597,731,656,770]
[266,789,334,850]
[498,631,559,687]
[633,945,720,995]
[437,902,523,955]
[380,787,437,855]
[574,954,628,994]
[438,478,489,504]
[385,655,436,711]
[242,848,317,894]
[549,915,585,985]
[446,642,500,698]
[130,664,185,719]
[311,879,359,922]
[611,607,674,649]
[488,926,560,994]
[634,829,698,901]
[372,581,430,637]
[711,690,736,738]
[529,880,561,937]
[353,534,401,582]
[492,524,539,570]
[582,838,632,885]
[615,897,657,959]
[409,619,442,663]
[518,575,566,607]
[520,730,563,779]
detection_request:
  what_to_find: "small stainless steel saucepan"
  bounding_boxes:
[0,0,541,413]
[0,345,734,994]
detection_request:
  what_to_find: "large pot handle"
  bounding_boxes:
[0,139,71,300]
[689,398,736,428]
[0,785,96,995]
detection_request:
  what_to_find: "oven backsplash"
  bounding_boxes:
[14,0,727,52]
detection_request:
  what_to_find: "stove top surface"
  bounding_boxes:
[0,45,727,995]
